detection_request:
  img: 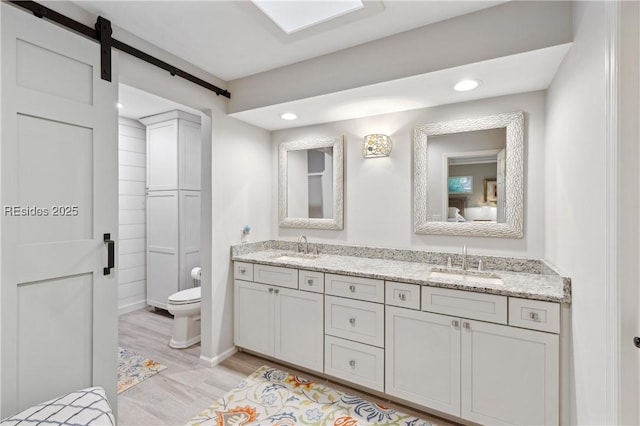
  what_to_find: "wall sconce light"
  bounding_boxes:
[363,134,392,158]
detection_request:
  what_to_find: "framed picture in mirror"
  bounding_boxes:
[484,179,497,203]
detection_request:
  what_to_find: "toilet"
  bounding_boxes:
[167,286,201,349]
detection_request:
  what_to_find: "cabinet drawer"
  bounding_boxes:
[325,295,384,347]
[325,335,384,392]
[386,281,420,310]
[253,264,298,289]
[234,262,254,281]
[422,287,507,324]
[298,270,324,293]
[325,274,384,303]
[509,298,560,333]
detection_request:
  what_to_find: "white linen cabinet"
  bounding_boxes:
[141,110,201,309]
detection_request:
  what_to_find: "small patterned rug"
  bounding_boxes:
[187,366,435,426]
[117,347,167,393]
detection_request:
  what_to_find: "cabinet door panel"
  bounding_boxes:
[234,262,254,281]
[146,120,178,190]
[298,270,324,293]
[254,264,299,289]
[325,296,384,347]
[179,119,201,190]
[325,274,384,302]
[385,306,461,416]
[179,190,200,291]
[146,191,178,309]
[275,288,324,373]
[461,320,559,426]
[234,280,274,357]
[325,336,384,392]
[422,286,507,324]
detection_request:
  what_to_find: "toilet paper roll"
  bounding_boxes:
[191,267,202,280]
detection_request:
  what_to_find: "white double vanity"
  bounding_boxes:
[232,242,570,426]
[235,111,570,425]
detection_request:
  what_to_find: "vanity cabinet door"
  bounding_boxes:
[234,280,274,357]
[274,288,324,373]
[385,306,461,417]
[461,320,559,426]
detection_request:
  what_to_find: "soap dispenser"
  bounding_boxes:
[241,225,251,243]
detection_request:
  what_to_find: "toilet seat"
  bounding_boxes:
[168,287,201,305]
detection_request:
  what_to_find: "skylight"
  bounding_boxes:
[252,0,364,34]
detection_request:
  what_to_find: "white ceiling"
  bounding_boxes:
[76,1,569,131]
[73,1,506,81]
[118,84,201,121]
[230,44,571,130]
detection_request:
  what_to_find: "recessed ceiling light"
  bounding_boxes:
[280,112,298,120]
[252,0,363,34]
[454,79,481,92]
[116,103,123,109]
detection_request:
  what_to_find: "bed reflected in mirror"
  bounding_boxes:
[440,142,505,224]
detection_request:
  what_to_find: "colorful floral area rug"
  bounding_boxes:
[187,366,435,426]
[117,347,167,393]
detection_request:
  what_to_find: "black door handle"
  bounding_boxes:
[103,233,114,275]
[634,337,640,349]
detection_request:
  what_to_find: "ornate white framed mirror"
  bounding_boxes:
[279,136,344,230]
[414,112,524,238]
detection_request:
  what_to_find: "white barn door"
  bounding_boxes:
[1,3,119,416]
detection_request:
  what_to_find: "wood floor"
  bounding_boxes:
[118,307,458,426]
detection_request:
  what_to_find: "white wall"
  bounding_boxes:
[544,2,640,422]
[209,109,272,360]
[545,2,608,423]
[118,118,147,314]
[617,2,640,424]
[272,91,546,258]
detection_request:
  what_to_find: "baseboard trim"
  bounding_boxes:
[200,347,237,367]
[118,300,147,315]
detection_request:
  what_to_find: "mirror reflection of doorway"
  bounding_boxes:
[287,147,334,219]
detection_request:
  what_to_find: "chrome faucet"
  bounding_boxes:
[297,235,309,254]
[461,245,467,271]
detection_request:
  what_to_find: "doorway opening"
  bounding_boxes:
[116,83,206,421]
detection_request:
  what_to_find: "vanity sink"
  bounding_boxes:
[429,268,503,285]
[272,252,320,262]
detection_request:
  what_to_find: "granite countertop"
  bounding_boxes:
[232,249,571,303]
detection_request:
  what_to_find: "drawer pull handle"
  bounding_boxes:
[274,289,280,295]
[307,279,314,285]
[349,285,356,293]
[239,268,246,274]
[452,320,459,327]
[463,322,471,329]
[268,288,274,293]
[398,292,406,301]
[349,360,356,368]
[529,312,539,321]
[349,317,356,326]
